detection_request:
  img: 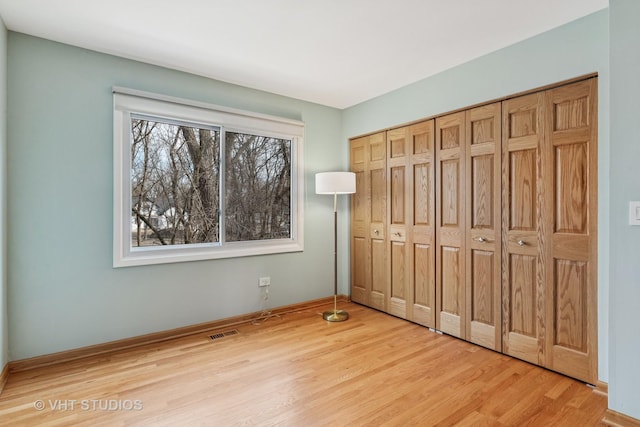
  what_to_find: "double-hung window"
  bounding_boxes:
[113,88,304,267]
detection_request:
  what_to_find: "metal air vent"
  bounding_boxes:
[209,330,239,341]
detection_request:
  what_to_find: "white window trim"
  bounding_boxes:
[113,87,304,268]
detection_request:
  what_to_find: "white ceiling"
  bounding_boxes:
[0,0,608,109]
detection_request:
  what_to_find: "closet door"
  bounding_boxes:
[502,92,545,365]
[385,121,436,324]
[387,127,410,318]
[543,79,597,384]
[465,103,502,350]
[350,132,387,311]
[502,78,598,382]
[350,136,369,305]
[368,133,388,311]
[409,121,436,328]
[436,112,466,338]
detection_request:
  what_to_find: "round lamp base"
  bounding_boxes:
[323,310,349,322]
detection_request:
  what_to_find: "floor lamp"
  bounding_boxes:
[315,171,356,322]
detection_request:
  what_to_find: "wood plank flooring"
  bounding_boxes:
[0,303,607,426]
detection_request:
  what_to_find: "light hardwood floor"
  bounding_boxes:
[0,303,607,426]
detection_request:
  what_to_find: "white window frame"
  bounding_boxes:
[113,87,304,267]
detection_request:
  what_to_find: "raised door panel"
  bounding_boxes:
[466,103,502,350]
[389,241,407,316]
[369,238,386,310]
[505,253,539,363]
[409,121,436,328]
[369,133,386,166]
[436,112,466,338]
[369,166,387,311]
[413,242,434,326]
[390,166,406,225]
[414,163,431,226]
[370,169,386,226]
[351,235,368,304]
[441,160,460,226]
[440,246,462,335]
[502,93,545,365]
[544,79,597,384]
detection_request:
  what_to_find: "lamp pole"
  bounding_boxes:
[324,191,348,321]
[315,171,355,322]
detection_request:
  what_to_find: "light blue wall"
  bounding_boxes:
[343,10,611,384]
[0,17,7,371]
[6,33,344,360]
[7,6,639,421]
[609,0,640,419]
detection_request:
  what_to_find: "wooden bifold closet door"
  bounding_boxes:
[350,77,597,384]
[350,132,387,311]
[386,121,436,327]
[434,104,502,350]
[435,112,466,338]
[465,103,502,351]
[502,78,597,384]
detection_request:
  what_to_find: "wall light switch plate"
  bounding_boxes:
[630,201,640,225]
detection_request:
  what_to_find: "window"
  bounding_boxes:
[114,88,304,267]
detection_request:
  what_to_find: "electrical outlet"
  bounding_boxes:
[259,277,270,287]
[630,201,640,225]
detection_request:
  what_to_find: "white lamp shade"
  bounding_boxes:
[315,172,356,194]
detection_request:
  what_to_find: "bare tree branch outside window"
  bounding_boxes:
[131,117,220,247]
[225,132,291,241]
[130,118,291,247]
